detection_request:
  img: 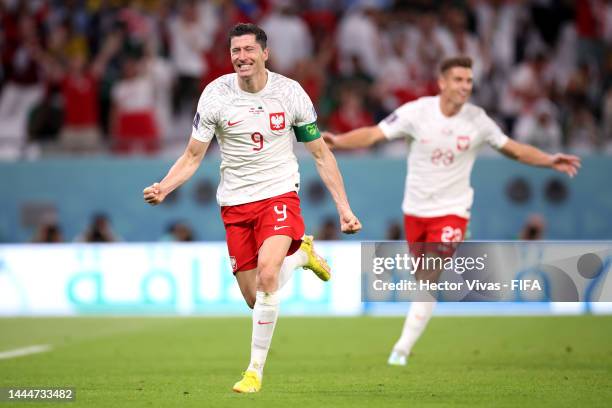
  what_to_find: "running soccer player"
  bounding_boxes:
[323,56,580,366]
[143,23,361,392]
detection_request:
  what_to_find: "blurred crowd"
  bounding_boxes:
[1,0,611,160]
[32,211,196,242]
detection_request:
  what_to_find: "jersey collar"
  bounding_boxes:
[234,69,273,97]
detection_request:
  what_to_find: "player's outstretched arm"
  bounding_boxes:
[499,139,581,178]
[304,138,362,234]
[143,137,211,205]
[323,126,386,150]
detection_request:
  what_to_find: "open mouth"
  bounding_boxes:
[236,63,253,73]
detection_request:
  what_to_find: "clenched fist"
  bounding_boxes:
[143,182,167,205]
[339,209,362,234]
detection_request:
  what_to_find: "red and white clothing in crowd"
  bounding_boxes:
[111,70,158,153]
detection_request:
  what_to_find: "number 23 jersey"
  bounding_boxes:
[192,71,317,206]
[378,96,509,219]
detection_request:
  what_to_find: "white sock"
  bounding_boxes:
[278,248,308,289]
[247,291,280,378]
[392,301,436,356]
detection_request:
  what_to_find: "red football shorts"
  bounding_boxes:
[404,214,469,256]
[221,191,305,274]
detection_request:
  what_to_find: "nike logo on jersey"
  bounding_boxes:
[257,320,274,325]
[274,225,289,231]
[227,120,243,127]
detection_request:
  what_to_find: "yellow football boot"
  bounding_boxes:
[232,371,262,393]
[300,235,331,281]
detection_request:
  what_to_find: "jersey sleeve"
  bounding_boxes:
[290,82,318,127]
[477,110,508,149]
[192,83,221,143]
[377,101,419,140]
[289,81,320,142]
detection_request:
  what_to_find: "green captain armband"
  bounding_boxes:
[293,122,321,142]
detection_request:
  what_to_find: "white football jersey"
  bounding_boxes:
[378,96,508,219]
[192,71,317,206]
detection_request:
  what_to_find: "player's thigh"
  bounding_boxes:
[257,235,293,290]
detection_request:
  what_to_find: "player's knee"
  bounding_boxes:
[257,266,279,291]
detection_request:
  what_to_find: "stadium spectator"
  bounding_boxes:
[575,0,606,68]
[27,69,63,148]
[437,5,487,84]
[163,221,195,242]
[110,53,159,154]
[519,213,546,241]
[56,33,121,153]
[0,1,609,159]
[0,12,45,159]
[500,52,553,132]
[513,99,562,153]
[143,38,174,144]
[474,0,526,73]
[374,28,423,112]
[336,1,384,79]
[260,0,313,76]
[409,7,444,86]
[328,87,373,134]
[317,216,340,241]
[201,32,234,88]
[75,213,121,243]
[292,55,327,111]
[565,106,599,154]
[564,62,601,114]
[168,0,216,116]
[32,222,63,243]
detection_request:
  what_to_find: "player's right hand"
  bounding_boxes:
[322,131,337,150]
[143,182,166,205]
[339,209,362,234]
[550,153,581,178]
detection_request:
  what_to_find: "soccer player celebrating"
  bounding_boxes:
[143,23,361,392]
[324,56,580,366]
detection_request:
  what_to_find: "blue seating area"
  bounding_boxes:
[1,156,611,243]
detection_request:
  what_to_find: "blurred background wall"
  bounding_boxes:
[1,156,611,243]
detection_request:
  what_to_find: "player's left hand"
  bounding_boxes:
[339,209,362,234]
[550,153,581,178]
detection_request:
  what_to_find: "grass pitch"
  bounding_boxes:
[1,316,611,407]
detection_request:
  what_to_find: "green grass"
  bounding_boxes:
[1,316,611,407]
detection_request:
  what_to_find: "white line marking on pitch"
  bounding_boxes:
[0,345,52,360]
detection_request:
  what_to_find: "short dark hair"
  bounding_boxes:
[440,56,473,74]
[228,23,267,49]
